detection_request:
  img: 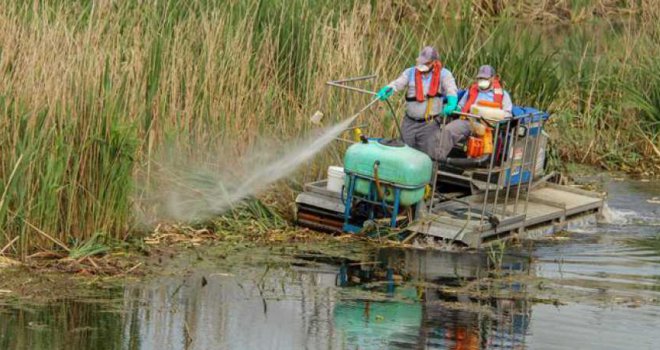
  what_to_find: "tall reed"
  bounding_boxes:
[0,1,658,256]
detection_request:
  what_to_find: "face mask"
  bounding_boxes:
[416,64,431,73]
[478,79,491,90]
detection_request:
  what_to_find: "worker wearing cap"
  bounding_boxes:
[430,65,514,161]
[458,65,513,117]
[376,46,458,160]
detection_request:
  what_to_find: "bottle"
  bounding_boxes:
[353,128,363,142]
[482,127,493,154]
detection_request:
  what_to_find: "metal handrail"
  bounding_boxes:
[429,109,550,244]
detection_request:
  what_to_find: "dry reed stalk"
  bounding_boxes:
[0,0,658,252]
[0,236,19,256]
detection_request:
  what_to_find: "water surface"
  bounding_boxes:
[1,179,659,349]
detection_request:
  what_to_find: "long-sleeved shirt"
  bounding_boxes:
[388,67,458,120]
[458,88,513,117]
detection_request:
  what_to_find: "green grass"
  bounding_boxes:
[68,232,110,260]
[0,1,658,255]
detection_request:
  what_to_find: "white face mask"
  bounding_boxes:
[478,79,491,90]
[416,64,431,73]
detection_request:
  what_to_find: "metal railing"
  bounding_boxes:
[433,110,548,229]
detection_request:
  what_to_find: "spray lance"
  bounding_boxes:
[309,75,403,141]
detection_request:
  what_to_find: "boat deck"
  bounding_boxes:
[410,182,604,247]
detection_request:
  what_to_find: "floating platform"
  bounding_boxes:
[295,178,604,248]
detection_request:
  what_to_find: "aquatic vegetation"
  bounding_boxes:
[0,1,658,253]
[67,233,110,260]
[486,241,508,274]
[210,198,290,239]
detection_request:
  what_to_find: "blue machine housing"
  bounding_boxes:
[504,107,550,186]
[453,89,551,186]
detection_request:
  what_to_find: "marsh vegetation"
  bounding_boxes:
[0,1,658,253]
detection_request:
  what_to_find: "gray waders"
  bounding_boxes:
[401,116,471,161]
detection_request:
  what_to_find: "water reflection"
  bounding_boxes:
[0,295,124,349]
[118,269,340,349]
[0,248,535,350]
[332,249,531,350]
[1,179,659,349]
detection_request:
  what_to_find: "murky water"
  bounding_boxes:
[1,179,659,349]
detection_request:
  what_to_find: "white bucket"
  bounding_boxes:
[326,166,345,193]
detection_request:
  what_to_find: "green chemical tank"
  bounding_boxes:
[343,139,432,206]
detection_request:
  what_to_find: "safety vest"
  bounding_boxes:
[461,78,504,113]
[405,60,443,102]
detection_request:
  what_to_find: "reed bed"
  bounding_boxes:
[0,0,658,256]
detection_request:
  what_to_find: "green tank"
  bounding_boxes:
[343,139,432,206]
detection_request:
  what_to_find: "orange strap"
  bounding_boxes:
[414,60,443,102]
[477,100,501,108]
[461,78,503,113]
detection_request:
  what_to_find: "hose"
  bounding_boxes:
[385,99,403,139]
[373,160,393,216]
[373,160,386,200]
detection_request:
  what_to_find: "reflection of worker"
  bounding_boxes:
[376,46,458,160]
[433,65,513,161]
[445,326,480,350]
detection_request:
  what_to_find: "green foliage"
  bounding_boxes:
[0,0,658,255]
[68,233,110,260]
[210,199,289,238]
[626,58,660,130]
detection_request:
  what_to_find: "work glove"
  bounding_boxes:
[443,95,458,116]
[376,86,394,101]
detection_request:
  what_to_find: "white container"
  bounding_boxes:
[471,105,508,121]
[535,131,548,176]
[326,166,345,193]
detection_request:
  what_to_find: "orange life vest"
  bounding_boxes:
[461,78,504,113]
[414,60,443,102]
